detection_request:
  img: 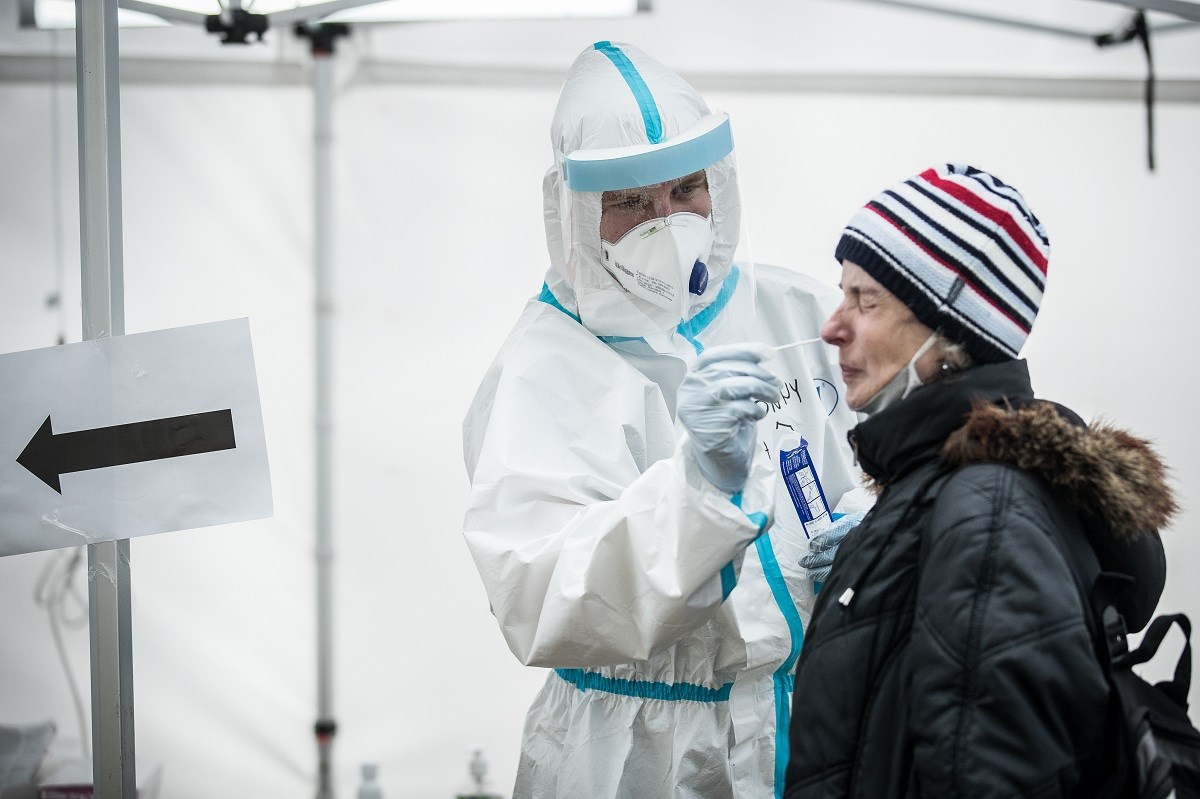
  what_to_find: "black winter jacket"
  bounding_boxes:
[783,360,1173,799]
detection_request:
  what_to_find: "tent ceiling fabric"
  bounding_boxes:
[1,0,1198,82]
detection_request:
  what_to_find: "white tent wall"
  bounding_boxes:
[1,15,1199,799]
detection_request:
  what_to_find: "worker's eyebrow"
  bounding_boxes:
[602,188,648,204]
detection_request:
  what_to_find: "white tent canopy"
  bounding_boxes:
[6,0,1200,80]
[0,1,1198,797]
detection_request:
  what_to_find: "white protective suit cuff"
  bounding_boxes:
[679,438,774,535]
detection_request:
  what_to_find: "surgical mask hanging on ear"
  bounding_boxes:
[857,333,939,417]
[600,213,715,320]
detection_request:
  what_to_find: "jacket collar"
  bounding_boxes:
[851,359,1034,485]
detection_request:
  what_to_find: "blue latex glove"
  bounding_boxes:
[677,343,783,493]
[800,511,867,582]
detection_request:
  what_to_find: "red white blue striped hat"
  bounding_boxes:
[834,164,1049,364]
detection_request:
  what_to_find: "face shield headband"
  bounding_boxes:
[562,114,734,193]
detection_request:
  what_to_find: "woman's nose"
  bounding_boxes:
[820,310,846,345]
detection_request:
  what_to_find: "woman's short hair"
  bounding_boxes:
[934,334,974,376]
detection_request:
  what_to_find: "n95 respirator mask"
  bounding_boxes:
[600,212,715,321]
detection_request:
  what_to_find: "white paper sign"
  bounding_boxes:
[0,318,273,557]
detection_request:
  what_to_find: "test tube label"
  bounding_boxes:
[779,436,831,538]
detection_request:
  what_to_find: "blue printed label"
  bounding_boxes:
[779,436,830,538]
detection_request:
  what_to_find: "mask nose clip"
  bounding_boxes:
[689,259,709,296]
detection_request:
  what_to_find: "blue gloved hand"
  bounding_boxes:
[677,343,783,494]
[799,511,867,582]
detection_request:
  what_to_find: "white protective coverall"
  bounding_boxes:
[462,41,865,799]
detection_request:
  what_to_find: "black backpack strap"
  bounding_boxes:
[1039,497,1121,658]
[1129,614,1193,709]
[1049,508,1196,799]
[1033,493,1143,799]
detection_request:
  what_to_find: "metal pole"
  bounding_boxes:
[313,47,337,799]
[75,0,135,797]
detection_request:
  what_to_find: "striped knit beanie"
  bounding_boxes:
[834,164,1049,364]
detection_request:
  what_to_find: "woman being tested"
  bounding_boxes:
[784,163,1173,798]
[462,41,867,799]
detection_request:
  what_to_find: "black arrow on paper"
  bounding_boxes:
[17,410,237,494]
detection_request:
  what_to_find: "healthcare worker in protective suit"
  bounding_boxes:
[462,41,867,799]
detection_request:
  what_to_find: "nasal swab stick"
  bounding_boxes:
[773,337,823,352]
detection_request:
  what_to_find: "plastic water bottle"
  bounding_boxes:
[469,750,487,792]
[358,763,383,799]
[455,750,501,798]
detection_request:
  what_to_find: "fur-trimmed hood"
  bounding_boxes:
[942,402,1177,541]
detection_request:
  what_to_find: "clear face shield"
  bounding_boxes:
[552,113,757,353]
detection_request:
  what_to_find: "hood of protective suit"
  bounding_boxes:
[542,41,742,340]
